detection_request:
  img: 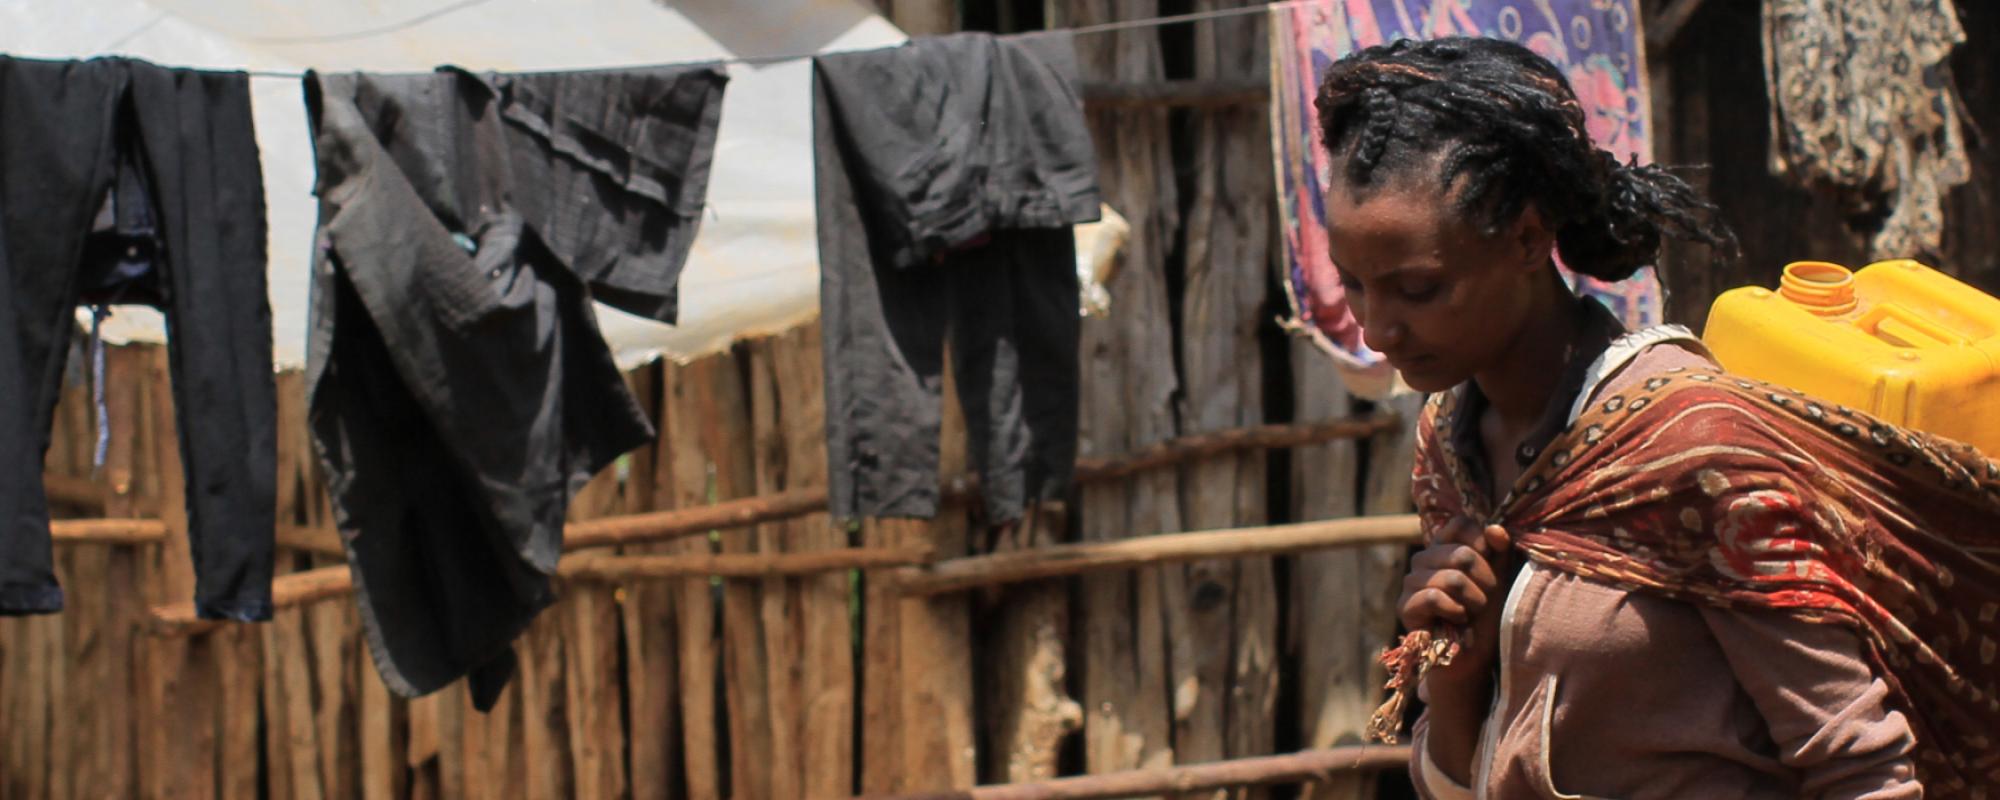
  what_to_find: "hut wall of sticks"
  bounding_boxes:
[5,1,1999,799]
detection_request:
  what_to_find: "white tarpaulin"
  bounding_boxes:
[0,0,906,367]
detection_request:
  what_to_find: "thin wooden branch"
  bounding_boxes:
[149,564,353,637]
[892,515,1421,597]
[1646,0,1708,56]
[43,473,107,511]
[50,518,168,544]
[561,487,829,550]
[859,744,1412,800]
[276,525,343,557]
[1079,78,1267,109]
[561,548,932,582]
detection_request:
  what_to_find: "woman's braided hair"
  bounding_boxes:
[1315,37,1737,281]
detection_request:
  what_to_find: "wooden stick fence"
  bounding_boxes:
[70,413,1403,636]
[861,744,1413,800]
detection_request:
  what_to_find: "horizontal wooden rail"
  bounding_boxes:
[862,744,1411,800]
[150,564,354,637]
[150,514,1421,636]
[138,414,1410,634]
[562,548,933,581]
[562,488,831,550]
[891,515,1421,596]
[50,518,167,544]
[43,474,109,511]
[70,416,1408,552]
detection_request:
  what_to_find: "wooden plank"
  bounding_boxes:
[308,590,359,800]
[561,566,628,800]
[860,516,906,794]
[747,335,805,800]
[896,357,978,790]
[215,624,264,800]
[692,349,773,800]
[42,384,81,800]
[270,607,326,800]
[660,356,723,800]
[519,604,574,799]
[136,346,219,800]
[561,463,628,800]
[616,361,684,800]
[97,347,145,799]
[1056,1,1183,788]
[981,505,1080,783]
[1288,350,1372,800]
[1185,6,1278,795]
[359,644,406,800]
[485,678,528,795]
[435,673,468,799]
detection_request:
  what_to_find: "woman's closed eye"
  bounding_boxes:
[1397,279,1441,302]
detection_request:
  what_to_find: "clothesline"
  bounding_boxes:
[239,0,1310,80]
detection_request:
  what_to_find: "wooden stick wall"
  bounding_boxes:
[0,7,1422,799]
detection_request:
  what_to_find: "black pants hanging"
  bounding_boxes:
[0,57,276,620]
[813,32,1098,522]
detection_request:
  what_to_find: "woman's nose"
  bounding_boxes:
[1360,303,1404,353]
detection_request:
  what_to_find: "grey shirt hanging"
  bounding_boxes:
[303,64,726,707]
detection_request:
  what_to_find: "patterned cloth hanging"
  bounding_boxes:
[1763,0,1970,261]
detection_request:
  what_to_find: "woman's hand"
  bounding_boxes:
[1402,517,1514,788]
[1400,517,1512,683]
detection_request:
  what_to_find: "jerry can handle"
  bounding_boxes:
[1860,302,1971,349]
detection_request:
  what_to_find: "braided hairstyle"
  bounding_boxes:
[1315,37,1736,282]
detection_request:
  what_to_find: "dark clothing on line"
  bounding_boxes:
[304,64,726,706]
[0,56,276,621]
[814,32,1098,522]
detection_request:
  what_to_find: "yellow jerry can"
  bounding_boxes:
[1702,259,2000,456]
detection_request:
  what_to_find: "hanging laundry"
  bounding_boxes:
[1268,0,1661,400]
[304,64,727,707]
[1763,0,1969,261]
[814,32,1098,523]
[0,56,276,620]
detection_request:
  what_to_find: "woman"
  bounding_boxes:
[1314,37,2000,798]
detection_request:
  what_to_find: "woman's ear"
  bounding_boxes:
[1510,204,1556,274]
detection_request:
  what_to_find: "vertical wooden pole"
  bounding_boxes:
[612,364,684,800]
[620,361,685,799]
[660,357,722,800]
[980,504,1082,783]
[1178,5,1279,797]
[1057,2,1184,792]
[137,345,219,800]
[747,335,806,800]
[749,321,855,798]
[899,361,978,790]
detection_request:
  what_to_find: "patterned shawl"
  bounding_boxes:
[1370,367,2000,795]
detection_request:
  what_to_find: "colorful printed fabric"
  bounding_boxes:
[1269,0,1663,399]
[1763,0,1969,261]
[1372,370,2000,796]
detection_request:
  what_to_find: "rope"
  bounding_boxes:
[234,0,1308,80]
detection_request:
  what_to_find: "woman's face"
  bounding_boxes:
[1325,175,1551,393]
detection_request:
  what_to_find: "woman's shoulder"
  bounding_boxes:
[1591,328,1718,400]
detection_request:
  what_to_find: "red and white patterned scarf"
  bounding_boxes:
[1371,367,2000,795]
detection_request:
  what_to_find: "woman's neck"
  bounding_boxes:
[1473,277,1590,430]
